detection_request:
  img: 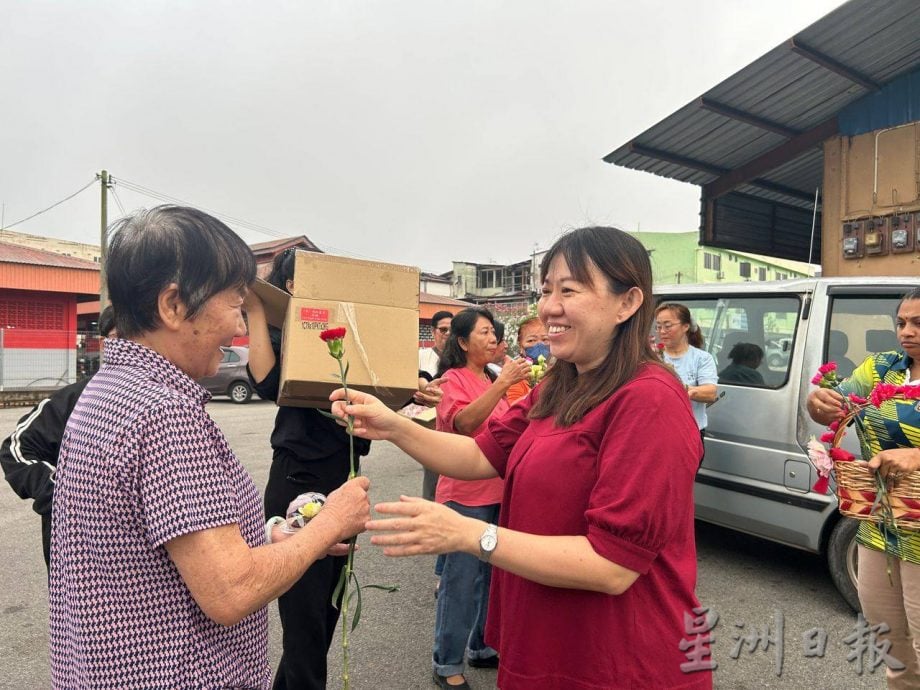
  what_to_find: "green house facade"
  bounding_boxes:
[631,232,813,287]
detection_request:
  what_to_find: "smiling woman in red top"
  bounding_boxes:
[332,226,710,690]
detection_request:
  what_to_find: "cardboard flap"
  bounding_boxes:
[250,279,289,329]
[291,251,420,308]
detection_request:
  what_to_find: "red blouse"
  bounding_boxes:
[476,364,711,690]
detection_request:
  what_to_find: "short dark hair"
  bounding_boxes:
[728,342,763,368]
[106,206,256,338]
[98,305,116,338]
[431,310,454,326]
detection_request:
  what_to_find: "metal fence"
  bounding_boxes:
[0,329,104,391]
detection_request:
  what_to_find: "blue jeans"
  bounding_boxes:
[433,501,500,677]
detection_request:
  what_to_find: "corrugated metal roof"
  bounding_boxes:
[604,0,920,208]
[0,241,100,270]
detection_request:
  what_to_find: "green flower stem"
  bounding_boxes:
[337,352,357,690]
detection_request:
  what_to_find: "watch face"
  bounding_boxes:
[481,534,497,551]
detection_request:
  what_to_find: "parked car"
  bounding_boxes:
[655,276,913,611]
[200,346,255,404]
[764,337,792,369]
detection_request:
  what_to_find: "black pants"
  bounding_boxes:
[265,448,355,690]
[41,512,52,575]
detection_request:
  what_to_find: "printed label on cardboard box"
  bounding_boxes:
[300,308,330,322]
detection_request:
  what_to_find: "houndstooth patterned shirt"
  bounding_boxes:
[50,338,270,689]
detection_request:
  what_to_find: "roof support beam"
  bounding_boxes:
[788,38,881,91]
[747,179,819,204]
[703,116,839,201]
[622,143,728,177]
[699,98,801,138]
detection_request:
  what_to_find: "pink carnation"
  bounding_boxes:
[848,394,868,405]
[820,431,836,443]
[811,373,824,385]
[807,438,834,477]
[818,362,838,374]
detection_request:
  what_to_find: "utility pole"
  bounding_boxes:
[98,170,110,309]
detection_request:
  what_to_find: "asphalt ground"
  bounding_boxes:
[0,399,886,689]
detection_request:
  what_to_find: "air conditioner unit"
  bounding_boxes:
[716,271,725,280]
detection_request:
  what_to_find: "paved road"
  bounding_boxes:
[0,399,886,689]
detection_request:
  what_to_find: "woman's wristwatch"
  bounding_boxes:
[478,523,498,562]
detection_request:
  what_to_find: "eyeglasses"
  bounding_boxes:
[436,326,451,334]
[655,322,678,331]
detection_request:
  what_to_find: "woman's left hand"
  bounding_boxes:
[867,447,920,480]
[366,496,477,557]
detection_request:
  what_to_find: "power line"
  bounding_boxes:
[1,179,97,230]
[114,176,377,260]
[109,185,127,217]
[116,178,290,240]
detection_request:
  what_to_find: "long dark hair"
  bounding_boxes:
[437,307,497,380]
[530,226,667,427]
[656,302,704,348]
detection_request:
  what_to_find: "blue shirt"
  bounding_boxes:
[664,345,718,430]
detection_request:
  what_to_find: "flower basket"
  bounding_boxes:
[830,410,920,530]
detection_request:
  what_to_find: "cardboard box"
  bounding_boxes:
[252,251,420,409]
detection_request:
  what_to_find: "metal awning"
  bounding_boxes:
[604,0,920,213]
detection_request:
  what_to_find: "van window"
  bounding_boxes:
[828,296,900,379]
[658,296,800,389]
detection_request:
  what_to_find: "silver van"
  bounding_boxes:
[655,276,916,610]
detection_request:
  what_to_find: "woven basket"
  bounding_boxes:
[832,411,920,529]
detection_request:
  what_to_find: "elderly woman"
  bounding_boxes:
[49,206,370,689]
[332,226,710,690]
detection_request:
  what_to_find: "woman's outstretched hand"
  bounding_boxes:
[365,496,477,557]
[329,388,405,440]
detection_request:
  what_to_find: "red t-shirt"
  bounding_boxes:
[435,367,506,506]
[475,364,711,690]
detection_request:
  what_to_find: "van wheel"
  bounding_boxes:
[827,518,860,612]
[229,381,252,404]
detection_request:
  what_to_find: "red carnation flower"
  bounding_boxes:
[829,447,855,462]
[320,327,347,342]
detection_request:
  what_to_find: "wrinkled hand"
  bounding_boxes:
[330,388,406,440]
[312,476,371,544]
[366,496,476,557]
[413,377,446,407]
[270,521,354,557]
[868,447,920,480]
[496,356,531,388]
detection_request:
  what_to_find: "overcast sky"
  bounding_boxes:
[0,0,843,274]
